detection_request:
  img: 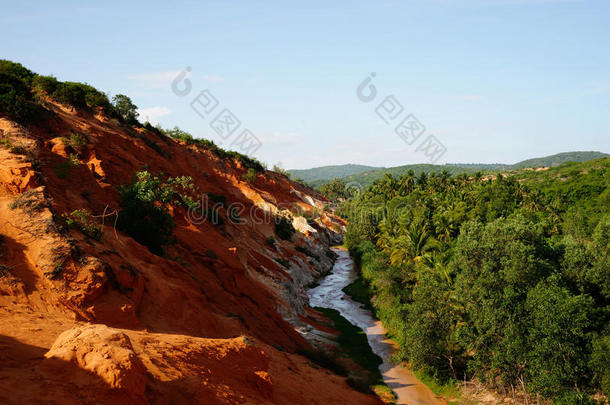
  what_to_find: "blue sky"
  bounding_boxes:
[2,0,609,169]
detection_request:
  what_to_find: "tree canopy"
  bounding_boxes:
[342,157,610,402]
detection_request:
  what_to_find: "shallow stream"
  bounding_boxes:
[308,248,444,405]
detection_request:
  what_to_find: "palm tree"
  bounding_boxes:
[423,250,453,284]
[416,171,428,188]
[398,170,416,195]
[388,220,438,266]
[376,214,400,251]
[433,213,455,242]
[456,173,469,185]
[439,169,451,187]
[374,173,398,199]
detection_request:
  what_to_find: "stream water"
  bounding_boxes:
[308,247,445,405]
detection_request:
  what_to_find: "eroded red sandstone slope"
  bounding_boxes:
[0,100,379,404]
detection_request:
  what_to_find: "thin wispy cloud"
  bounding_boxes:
[137,106,171,124]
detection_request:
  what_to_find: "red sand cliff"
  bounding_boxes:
[0,100,379,404]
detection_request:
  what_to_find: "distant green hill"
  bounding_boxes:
[288,164,379,183]
[511,151,608,169]
[295,151,608,188]
[341,164,480,187]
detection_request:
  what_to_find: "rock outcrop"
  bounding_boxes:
[43,325,147,403]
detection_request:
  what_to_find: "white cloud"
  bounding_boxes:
[130,71,182,89]
[137,106,171,124]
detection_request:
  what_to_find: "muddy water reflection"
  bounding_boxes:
[308,248,444,405]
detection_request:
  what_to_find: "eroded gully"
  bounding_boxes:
[308,247,446,405]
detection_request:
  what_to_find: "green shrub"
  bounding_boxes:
[0,137,10,148]
[46,261,64,280]
[10,189,44,213]
[52,82,87,108]
[0,72,40,123]
[70,132,86,148]
[243,168,258,183]
[32,75,59,94]
[293,177,308,187]
[0,60,117,123]
[275,215,295,241]
[314,307,387,394]
[64,209,102,241]
[525,283,595,397]
[551,392,598,405]
[342,278,374,311]
[143,124,171,143]
[165,126,194,142]
[51,81,112,111]
[0,60,34,82]
[590,333,610,396]
[166,175,197,208]
[117,171,196,255]
[112,94,139,124]
[157,125,266,172]
[319,177,347,201]
[1,134,28,154]
[231,153,265,172]
[32,75,110,112]
[53,154,79,179]
[118,175,175,255]
[9,145,27,155]
[272,164,290,177]
[60,132,86,152]
[0,60,115,118]
[84,89,111,110]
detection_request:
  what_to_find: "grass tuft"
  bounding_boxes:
[314,307,396,403]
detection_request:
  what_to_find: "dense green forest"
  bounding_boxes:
[339,158,610,403]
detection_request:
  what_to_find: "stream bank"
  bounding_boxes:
[308,247,446,405]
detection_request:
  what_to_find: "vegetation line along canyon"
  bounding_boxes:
[0,58,608,405]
